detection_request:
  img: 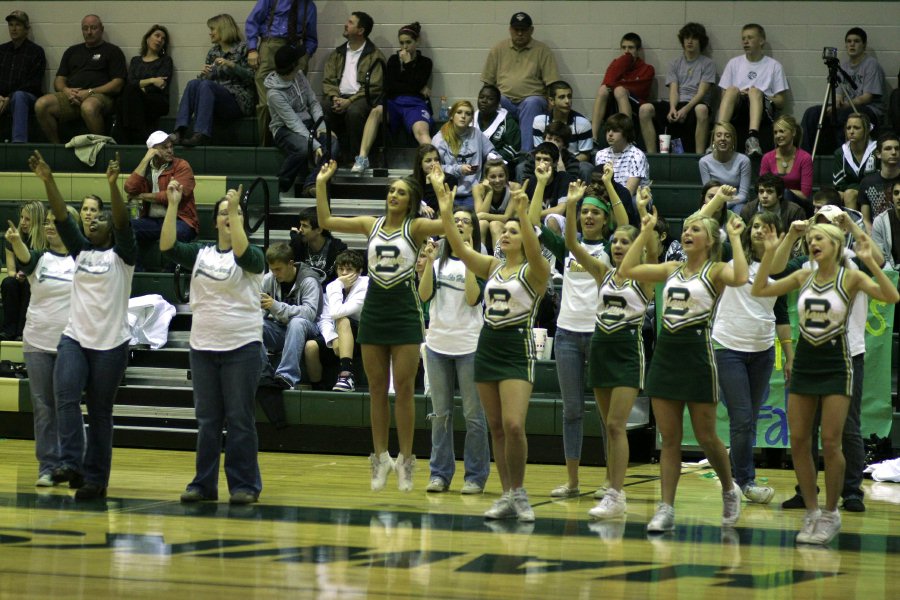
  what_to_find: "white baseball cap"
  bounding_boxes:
[814,204,843,223]
[146,130,172,148]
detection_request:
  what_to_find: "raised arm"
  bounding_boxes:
[714,216,749,287]
[225,185,250,258]
[4,221,30,265]
[751,233,805,298]
[437,184,496,280]
[849,233,900,304]
[699,185,736,220]
[618,209,675,283]
[27,151,67,221]
[564,180,607,283]
[315,160,376,236]
[160,180,182,252]
[517,190,549,295]
[107,153,127,230]
[417,239,438,301]
[603,163,630,227]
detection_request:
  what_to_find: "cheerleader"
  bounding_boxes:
[316,160,445,492]
[619,200,747,532]
[562,180,656,518]
[435,167,549,522]
[751,222,898,544]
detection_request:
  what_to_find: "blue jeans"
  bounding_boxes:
[500,95,548,152]
[425,348,490,487]
[188,342,264,498]
[262,317,318,387]
[25,350,62,476]
[9,90,36,143]
[556,328,604,462]
[715,346,775,488]
[132,217,196,243]
[175,79,243,137]
[54,336,130,487]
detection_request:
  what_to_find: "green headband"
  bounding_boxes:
[582,196,610,214]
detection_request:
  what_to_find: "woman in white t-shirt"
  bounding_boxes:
[419,208,489,494]
[28,151,136,501]
[6,205,79,488]
[162,181,266,505]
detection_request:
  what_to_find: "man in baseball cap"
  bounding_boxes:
[481,12,559,153]
[0,10,46,142]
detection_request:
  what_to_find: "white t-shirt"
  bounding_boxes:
[339,45,364,96]
[319,275,369,346]
[557,240,611,333]
[188,245,264,351]
[712,260,778,352]
[719,55,789,98]
[425,257,483,355]
[24,251,75,352]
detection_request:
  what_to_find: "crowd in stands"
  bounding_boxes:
[3,4,900,545]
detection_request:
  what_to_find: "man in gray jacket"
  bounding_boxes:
[260,242,324,390]
[266,44,326,193]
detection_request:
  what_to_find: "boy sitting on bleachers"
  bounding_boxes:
[304,250,368,391]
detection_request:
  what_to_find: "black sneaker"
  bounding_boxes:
[74,483,107,501]
[842,497,866,512]
[274,375,293,390]
[781,492,806,509]
[51,467,84,489]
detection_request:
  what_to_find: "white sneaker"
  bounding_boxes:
[484,492,517,520]
[369,452,394,491]
[426,477,447,493]
[796,509,822,544]
[807,509,841,545]
[460,481,484,495]
[396,453,416,492]
[550,483,580,498]
[510,488,535,523]
[722,481,742,527]
[646,502,675,533]
[588,488,626,520]
[35,473,55,487]
[743,484,775,504]
[351,155,369,173]
[593,483,609,499]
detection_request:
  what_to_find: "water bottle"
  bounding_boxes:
[438,96,449,121]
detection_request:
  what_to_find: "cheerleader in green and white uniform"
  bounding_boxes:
[316,160,445,493]
[562,180,657,521]
[435,169,549,523]
[752,222,898,545]
[619,205,748,533]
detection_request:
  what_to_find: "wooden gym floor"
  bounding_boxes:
[0,439,897,599]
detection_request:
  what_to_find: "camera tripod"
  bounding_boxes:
[811,57,859,158]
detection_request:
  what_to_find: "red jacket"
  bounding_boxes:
[124,157,199,233]
[601,54,655,104]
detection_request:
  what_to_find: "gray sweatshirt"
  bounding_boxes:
[264,70,324,145]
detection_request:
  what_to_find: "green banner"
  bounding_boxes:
[652,270,897,448]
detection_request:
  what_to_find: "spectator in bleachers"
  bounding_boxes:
[518,121,584,183]
[412,143,456,217]
[591,33,655,143]
[760,115,813,213]
[34,15,126,144]
[858,132,900,229]
[30,151,136,501]
[173,14,254,148]
[125,131,198,270]
[474,83,521,169]
[265,45,326,194]
[322,11,385,167]
[289,206,348,287]
[2,200,45,340]
[833,113,878,211]
[116,25,173,144]
[524,143,573,235]
[481,12,559,153]
[259,242,323,390]
[593,113,649,202]
[352,22,433,174]
[474,159,514,247]
[78,195,102,237]
[811,187,864,249]
[534,166,631,501]
[533,81,593,167]
[740,173,805,227]
[432,100,497,209]
[0,11,45,143]
[698,121,752,212]
[162,181,265,505]
[246,0,318,145]
[6,204,78,487]
[716,23,788,157]
[305,250,368,391]
[871,181,900,270]
[639,23,715,154]
[800,28,886,155]
[419,215,490,495]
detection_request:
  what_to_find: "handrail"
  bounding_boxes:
[173,263,190,304]
[242,176,270,248]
